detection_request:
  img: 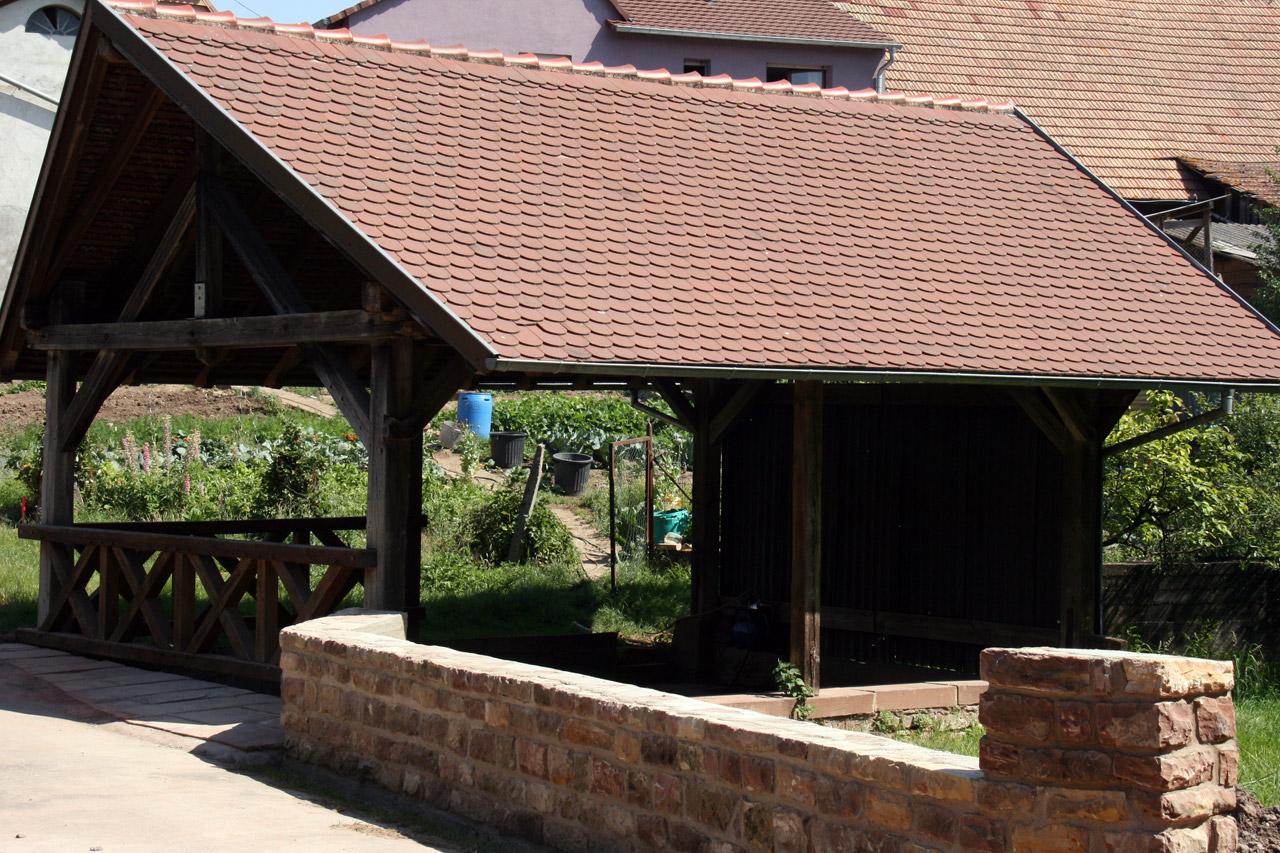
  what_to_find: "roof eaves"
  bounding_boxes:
[486,358,1280,392]
[94,0,498,368]
[609,20,901,49]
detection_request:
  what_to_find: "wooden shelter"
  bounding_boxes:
[6,0,1280,687]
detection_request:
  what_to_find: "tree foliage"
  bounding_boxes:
[1103,391,1251,562]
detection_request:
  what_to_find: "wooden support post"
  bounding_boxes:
[690,380,722,616]
[365,340,424,627]
[37,351,75,625]
[1055,389,1102,647]
[790,381,823,689]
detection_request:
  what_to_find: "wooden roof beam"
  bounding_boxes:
[28,309,423,352]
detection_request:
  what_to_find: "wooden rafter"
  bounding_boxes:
[43,87,167,290]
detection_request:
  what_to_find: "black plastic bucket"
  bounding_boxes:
[489,431,526,469]
[552,452,592,496]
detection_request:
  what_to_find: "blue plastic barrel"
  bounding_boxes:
[456,392,493,439]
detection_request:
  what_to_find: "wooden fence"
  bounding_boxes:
[1103,561,1279,655]
[15,516,384,684]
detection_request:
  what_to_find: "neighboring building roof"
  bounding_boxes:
[75,1,1280,386]
[316,0,897,48]
[1179,158,1280,208]
[1163,221,1272,263]
[607,0,897,47]
[834,0,1280,202]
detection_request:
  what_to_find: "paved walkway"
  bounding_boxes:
[0,643,284,757]
[0,643,531,852]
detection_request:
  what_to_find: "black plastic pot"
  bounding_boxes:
[552,452,592,496]
[489,431,526,469]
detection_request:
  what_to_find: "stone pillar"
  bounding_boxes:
[979,647,1238,852]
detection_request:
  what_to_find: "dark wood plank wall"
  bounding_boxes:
[720,384,1065,675]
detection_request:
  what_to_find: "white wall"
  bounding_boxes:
[0,0,82,297]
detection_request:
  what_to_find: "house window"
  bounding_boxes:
[25,6,80,37]
[766,65,828,87]
[683,59,710,75]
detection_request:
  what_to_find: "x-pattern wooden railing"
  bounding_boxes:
[20,517,381,667]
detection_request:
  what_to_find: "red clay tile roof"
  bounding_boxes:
[609,0,896,46]
[835,0,1280,202]
[1179,158,1280,208]
[100,1,1280,384]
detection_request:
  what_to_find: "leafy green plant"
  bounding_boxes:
[469,480,577,566]
[455,427,484,477]
[773,659,816,721]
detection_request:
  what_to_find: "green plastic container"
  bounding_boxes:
[652,508,690,544]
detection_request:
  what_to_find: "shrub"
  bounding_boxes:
[469,481,578,566]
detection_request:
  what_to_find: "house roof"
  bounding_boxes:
[607,0,897,47]
[834,0,1280,202]
[25,0,1280,388]
[1163,221,1272,264]
[1179,158,1280,208]
[314,0,897,47]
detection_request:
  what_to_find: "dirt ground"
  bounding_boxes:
[0,384,274,428]
[1236,788,1280,852]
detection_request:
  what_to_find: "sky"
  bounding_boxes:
[217,0,342,23]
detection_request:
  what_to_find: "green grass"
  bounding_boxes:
[1238,698,1280,806]
[886,722,984,757]
[418,555,689,643]
[0,525,41,633]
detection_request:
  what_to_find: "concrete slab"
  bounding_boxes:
[0,659,472,852]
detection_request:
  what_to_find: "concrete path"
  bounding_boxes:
[0,644,537,852]
[0,643,283,759]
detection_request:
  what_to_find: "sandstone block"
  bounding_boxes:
[1097,701,1194,750]
[1194,697,1236,744]
[982,648,1108,697]
[1042,787,1128,823]
[1112,747,1217,791]
[1011,823,1090,852]
[979,692,1055,742]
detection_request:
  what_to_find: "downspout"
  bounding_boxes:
[873,45,897,93]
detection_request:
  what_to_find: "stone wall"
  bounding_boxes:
[980,647,1238,851]
[280,612,1238,852]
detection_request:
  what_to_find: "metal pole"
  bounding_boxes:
[645,423,655,562]
[608,443,617,592]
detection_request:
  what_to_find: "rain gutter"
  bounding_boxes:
[0,72,59,108]
[485,357,1280,393]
